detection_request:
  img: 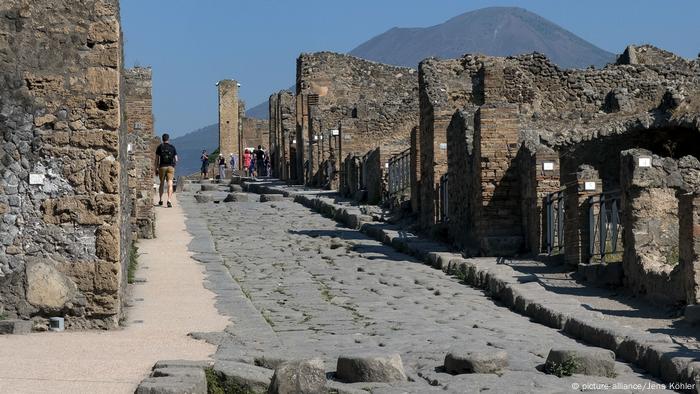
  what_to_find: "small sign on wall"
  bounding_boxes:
[542,161,555,171]
[439,143,447,150]
[584,181,597,191]
[29,173,45,185]
[127,143,133,153]
[638,157,652,168]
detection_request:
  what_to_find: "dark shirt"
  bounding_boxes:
[219,157,225,166]
[156,143,177,167]
[255,149,265,162]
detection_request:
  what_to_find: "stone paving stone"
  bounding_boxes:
[180,191,676,393]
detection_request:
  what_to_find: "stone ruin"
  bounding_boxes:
[267,52,419,188]
[269,45,700,306]
[125,67,156,239]
[0,0,156,328]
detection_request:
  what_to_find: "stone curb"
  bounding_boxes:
[243,181,700,392]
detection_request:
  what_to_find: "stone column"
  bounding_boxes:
[563,165,601,266]
[218,80,240,168]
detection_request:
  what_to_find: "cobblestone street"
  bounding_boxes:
[182,190,674,393]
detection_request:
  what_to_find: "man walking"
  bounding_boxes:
[155,133,178,208]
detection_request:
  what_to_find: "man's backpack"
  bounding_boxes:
[160,144,175,165]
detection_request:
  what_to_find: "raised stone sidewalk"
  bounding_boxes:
[238,178,700,392]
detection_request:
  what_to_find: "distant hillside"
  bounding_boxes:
[350,6,615,70]
[246,7,615,119]
[171,123,217,176]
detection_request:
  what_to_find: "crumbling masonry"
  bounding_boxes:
[125,67,156,239]
[0,0,155,328]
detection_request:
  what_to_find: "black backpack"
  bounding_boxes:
[160,144,175,165]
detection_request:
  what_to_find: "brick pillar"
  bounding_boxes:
[679,193,700,304]
[125,67,155,240]
[419,111,450,229]
[522,148,560,254]
[564,165,601,266]
[472,103,522,255]
[218,80,240,167]
[410,126,421,214]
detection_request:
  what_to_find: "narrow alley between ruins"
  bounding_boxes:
[179,183,674,393]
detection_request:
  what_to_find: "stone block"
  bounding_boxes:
[444,349,509,374]
[25,259,77,311]
[194,193,214,203]
[336,353,407,383]
[0,319,33,335]
[136,366,207,394]
[545,348,616,378]
[269,359,326,394]
[213,360,272,394]
[260,194,286,203]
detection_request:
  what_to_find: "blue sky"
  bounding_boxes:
[121,0,700,138]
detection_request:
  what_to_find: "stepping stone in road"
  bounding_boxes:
[336,353,407,383]
[444,348,509,375]
[545,348,616,377]
[269,358,326,394]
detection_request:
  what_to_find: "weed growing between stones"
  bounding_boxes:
[128,243,139,284]
[545,357,581,377]
[204,368,225,394]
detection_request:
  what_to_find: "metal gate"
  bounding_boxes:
[439,174,449,222]
[588,191,623,263]
[545,190,565,255]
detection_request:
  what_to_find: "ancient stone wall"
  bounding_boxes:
[419,46,700,259]
[296,52,419,185]
[620,149,700,304]
[125,67,155,239]
[0,0,130,328]
[241,117,269,152]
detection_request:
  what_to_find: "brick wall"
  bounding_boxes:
[296,52,418,185]
[471,104,523,255]
[125,67,155,239]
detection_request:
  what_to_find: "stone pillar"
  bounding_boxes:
[280,91,295,181]
[472,103,522,255]
[295,94,307,185]
[125,67,156,240]
[446,110,475,250]
[563,165,601,266]
[0,0,128,327]
[269,93,278,176]
[218,80,240,168]
[679,194,700,304]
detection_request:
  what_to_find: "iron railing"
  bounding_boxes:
[387,149,411,199]
[588,190,623,263]
[545,190,565,255]
[439,173,449,222]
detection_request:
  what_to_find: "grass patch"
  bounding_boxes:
[545,357,580,378]
[205,368,225,394]
[127,242,139,284]
[261,309,275,327]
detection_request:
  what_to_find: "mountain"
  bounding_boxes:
[349,7,615,70]
[187,6,615,173]
[171,123,218,176]
[245,7,615,119]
